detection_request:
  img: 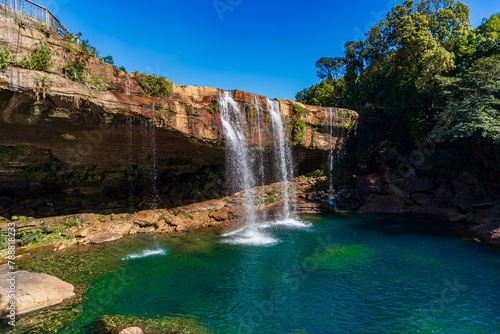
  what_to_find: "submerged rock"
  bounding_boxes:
[304,244,377,270]
[0,271,75,317]
[117,327,145,334]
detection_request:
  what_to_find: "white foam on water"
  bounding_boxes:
[122,248,168,260]
[221,225,278,246]
[272,218,312,228]
[221,219,311,246]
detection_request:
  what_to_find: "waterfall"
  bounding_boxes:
[218,91,257,225]
[338,110,346,162]
[140,104,159,209]
[219,91,306,245]
[326,108,335,193]
[252,96,266,191]
[267,98,295,220]
[325,108,346,193]
[125,76,131,95]
[126,115,135,209]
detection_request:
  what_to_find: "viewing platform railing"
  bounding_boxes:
[0,0,70,36]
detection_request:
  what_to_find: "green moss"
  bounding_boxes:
[304,244,377,271]
[210,101,220,113]
[342,111,358,138]
[293,104,308,117]
[181,212,195,220]
[96,314,211,333]
[65,219,79,228]
[0,145,26,164]
[248,108,258,120]
[292,118,306,145]
[185,104,195,115]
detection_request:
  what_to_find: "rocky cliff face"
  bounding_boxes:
[0,18,357,218]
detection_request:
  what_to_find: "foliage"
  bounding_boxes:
[79,39,99,58]
[296,78,346,107]
[100,55,114,65]
[65,219,79,228]
[0,232,7,250]
[343,112,358,137]
[292,118,306,145]
[431,55,500,144]
[296,1,500,179]
[20,231,45,246]
[15,45,53,71]
[63,32,74,41]
[292,104,308,116]
[316,56,345,80]
[185,104,195,115]
[208,100,220,114]
[87,74,109,90]
[62,60,86,82]
[248,108,258,120]
[0,46,11,69]
[134,72,173,98]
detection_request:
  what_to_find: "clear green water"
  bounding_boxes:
[15,214,500,333]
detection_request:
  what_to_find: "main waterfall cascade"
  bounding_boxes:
[218,91,258,225]
[219,91,309,246]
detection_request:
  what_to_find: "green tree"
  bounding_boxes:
[432,54,500,144]
[315,57,345,80]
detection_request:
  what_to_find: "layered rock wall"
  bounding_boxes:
[0,17,358,218]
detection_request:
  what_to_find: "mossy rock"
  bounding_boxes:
[304,244,376,270]
[96,314,211,333]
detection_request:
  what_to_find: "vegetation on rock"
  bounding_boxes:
[14,44,53,71]
[134,72,173,98]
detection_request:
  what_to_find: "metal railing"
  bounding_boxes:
[0,0,70,37]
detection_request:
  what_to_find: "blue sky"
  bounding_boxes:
[37,0,500,100]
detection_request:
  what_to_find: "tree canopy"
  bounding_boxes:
[297,1,500,176]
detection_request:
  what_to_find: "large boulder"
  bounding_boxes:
[89,232,123,244]
[470,222,500,247]
[356,173,384,195]
[132,211,161,227]
[359,195,410,214]
[401,177,435,194]
[0,271,75,317]
[411,192,434,206]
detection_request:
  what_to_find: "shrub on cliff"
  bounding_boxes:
[133,72,173,98]
[62,60,86,82]
[14,45,53,71]
[292,118,306,145]
[0,47,11,69]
